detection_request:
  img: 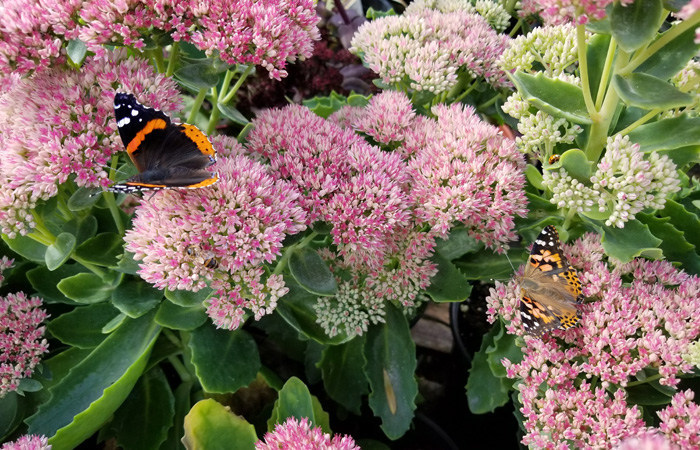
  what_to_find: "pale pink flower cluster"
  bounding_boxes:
[0,256,13,286]
[1,292,49,397]
[486,233,700,448]
[79,0,320,80]
[0,435,51,450]
[408,103,528,248]
[678,0,700,43]
[248,92,526,337]
[124,143,307,331]
[519,0,634,25]
[0,48,180,238]
[614,433,678,450]
[255,417,360,450]
[247,103,413,272]
[350,8,510,94]
[657,390,700,449]
[0,0,81,76]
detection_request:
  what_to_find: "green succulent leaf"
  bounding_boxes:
[613,73,694,110]
[628,115,700,152]
[364,303,417,439]
[466,320,521,414]
[182,399,258,450]
[189,324,260,393]
[48,303,120,348]
[320,337,369,415]
[509,72,592,124]
[610,0,663,52]
[425,253,472,302]
[289,247,337,296]
[155,301,208,331]
[26,312,160,450]
[74,233,124,267]
[111,366,174,450]
[112,279,163,318]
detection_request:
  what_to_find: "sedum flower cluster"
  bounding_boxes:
[0,258,49,398]
[0,0,320,80]
[544,136,680,227]
[0,48,180,238]
[240,91,527,337]
[350,4,510,95]
[486,233,700,448]
[255,417,360,450]
[0,435,51,450]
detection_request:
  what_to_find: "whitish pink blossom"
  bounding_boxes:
[487,232,700,448]
[124,149,307,331]
[0,0,81,76]
[614,432,679,450]
[0,48,180,238]
[0,292,49,397]
[247,104,412,271]
[78,0,320,80]
[658,390,700,449]
[408,103,528,249]
[1,434,51,450]
[255,417,360,450]
[521,0,634,25]
[350,9,510,93]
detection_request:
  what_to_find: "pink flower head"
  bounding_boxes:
[0,292,49,397]
[0,0,81,76]
[78,0,321,80]
[408,103,528,249]
[0,48,180,238]
[247,104,412,271]
[615,432,679,450]
[255,417,360,450]
[350,9,511,93]
[348,91,417,146]
[522,0,634,25]
[316,226,438,337]
[0,256,14,287]
[124,147,307,331]
[658,390,700,449]
[488,232,700,448]
[0,435,51,450]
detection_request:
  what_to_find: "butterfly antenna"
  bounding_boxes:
[502,246,517,273]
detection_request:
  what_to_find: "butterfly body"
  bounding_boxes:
[109,93,219,193]
[518,225,583,336]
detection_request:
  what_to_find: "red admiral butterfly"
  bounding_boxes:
[109,93,219,193]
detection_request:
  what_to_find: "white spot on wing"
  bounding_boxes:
[117,117,131,127]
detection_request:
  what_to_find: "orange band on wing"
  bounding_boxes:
[126,119,168,154]
[184,173,219,189]
[180,124,216,157]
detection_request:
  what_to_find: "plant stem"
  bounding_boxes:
[103,192,126,235]
[585,47,629,161]
[594,38,617,110]
[71,254,107,277]
[220,65,255,105]
[577,24,597,118]
[206,86,220,135]
[151,47,166,73]
[626,373,662,387]
[615,108,661,136]
[187,88,208,125]
[165,41,180,78]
